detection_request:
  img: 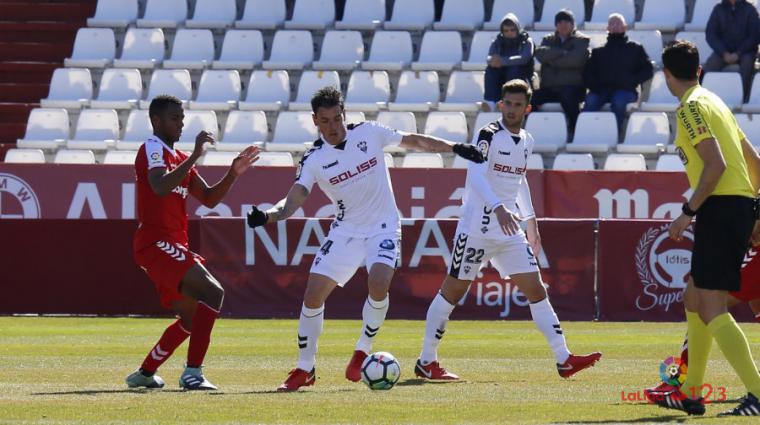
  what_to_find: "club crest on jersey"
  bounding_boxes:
[357,141,368,153]
[379,239,395,250]
[464,265,471,274]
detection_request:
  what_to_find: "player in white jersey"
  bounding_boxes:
[246,86,485,392]
[415,79,602,380]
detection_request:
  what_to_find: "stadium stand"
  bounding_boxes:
[212,30,265,70]
[235,0,286,30]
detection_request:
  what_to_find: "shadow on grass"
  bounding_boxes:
[396,378,466,387]
[207,388,357,395]
[564,414,708,424]
[33,389,185,396]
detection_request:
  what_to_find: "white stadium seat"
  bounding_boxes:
[336,0,386,30]
[384,0,434,31]
[4,148,45,164]
[736,114,760,145]
[139,69,192,109]
[185,0,236,29]
[655,154,685,171]
[87,0,138,28]
[636,0,685,32]
[257,152,295,166]
[553,153,595,170]
[175,110,219,151]
[603,153,647,171]
[313,31,364,71]
[585,0,635,31]
[535,0,585,31]
[64,28,116,68]
[618,112,670,154]
[212,30,264,70]
[640,71,678,112]
[674,31,711,64]
[433,0,484,31]
[703,72,743,110]
[462,31,497,71]
[525,112,567,153]
[527,153,544,169]
[200,151,239,166]
[627,30,663,67]
[345,71,391,112]
[103,150,138,164]
[344,111,366,124]
[585,30,608,49]
[384,152,395,167]
[402,152,444,168]
[269,111,318,152]
[163,29,215,70]
[438,71,485,112]
[377,111,417,133]
[423,112,468,143]
[485,0,535,30]
[411,31,463,72]
[361,31,413,71]
[90,68,143,110]
[189,70,241,111]
[239,70,290,111]
[473,112,501,132]
[566,112,618,153]
[67,109,119,151]
[113,28,165,69]
[136,0,187,28]
[742,75,760,113]
[388,70,439,112]
[685,0,719,31]
[262,30,314,70]
[219,111,268,150]
[40,68,92,109]
[236,0,286,30]
[54,149,96,164]
[289,71,341,111]
[116,110,152,150]
[284,0,335,30]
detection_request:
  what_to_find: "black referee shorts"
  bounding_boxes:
[691,195,755,291]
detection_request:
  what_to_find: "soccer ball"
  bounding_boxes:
[360,351,401,390]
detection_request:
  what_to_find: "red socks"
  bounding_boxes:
[140,319,191,374]
[187,301,219,368]
[680,336,689,366]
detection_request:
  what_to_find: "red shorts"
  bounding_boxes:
[733,247,760,302]
[134,240,205,308]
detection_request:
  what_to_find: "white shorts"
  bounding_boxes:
[310,231,401,286]
[448,231,539,281]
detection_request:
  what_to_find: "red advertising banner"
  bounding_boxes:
[202,218,596,320]
[597,220,754,321]
[0,164,694,220]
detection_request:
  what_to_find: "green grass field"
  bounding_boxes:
[1,317,760,424]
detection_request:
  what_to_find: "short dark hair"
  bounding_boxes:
[311,86,344,113]
[148,95,182,119]
[501,79,532,104]
[662,40,700,81]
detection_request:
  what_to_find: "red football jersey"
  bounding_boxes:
[133,136,198,252]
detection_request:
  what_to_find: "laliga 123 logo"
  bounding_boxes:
[634,223,693,311]
[659,356,687,386]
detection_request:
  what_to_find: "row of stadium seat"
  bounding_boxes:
[15,106,760,155]
[87,0,732,33]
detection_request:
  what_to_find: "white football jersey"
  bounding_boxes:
[295,121,404,238]
[458,118,535,239]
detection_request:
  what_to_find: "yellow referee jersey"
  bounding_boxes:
[674,85,754,197]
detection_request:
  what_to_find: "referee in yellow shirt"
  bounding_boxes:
[653,40,760,416]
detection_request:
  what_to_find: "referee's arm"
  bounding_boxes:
[740,137,760,194]
[687,138,726,211]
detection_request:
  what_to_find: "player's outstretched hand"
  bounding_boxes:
[452,143,485,163]
[247,205,269,228]
[192,130,215,158]
[231,145,260,177]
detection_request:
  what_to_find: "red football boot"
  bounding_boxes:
[643,381,680,401]
[557,352,602,378]
[414,359,460,380]
[345,350,368,382]
[276,368,316,392]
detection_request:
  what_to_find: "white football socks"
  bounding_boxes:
[355,295,389,354]
[296,303,324,371]
[529,297,571,363]
[419,293,456,365]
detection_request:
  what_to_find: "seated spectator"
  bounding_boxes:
[583,13,653,132]
[483,13,534,111]
[532,9,589,138]
[704,0,759,103]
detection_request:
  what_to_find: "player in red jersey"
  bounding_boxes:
[126,95,259,390]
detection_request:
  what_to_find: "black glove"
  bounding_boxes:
[452,143,485,163]
[246,206,269,228]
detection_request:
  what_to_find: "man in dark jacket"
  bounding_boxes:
[704,0,759,102]
[483,13,534,111]
[583,13,654,131]
[532,9,590,138]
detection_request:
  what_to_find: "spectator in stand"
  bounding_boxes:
[582,13,654,132]
[532,9,589,139]
[483,13,534,112]
[703,0,760,103]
